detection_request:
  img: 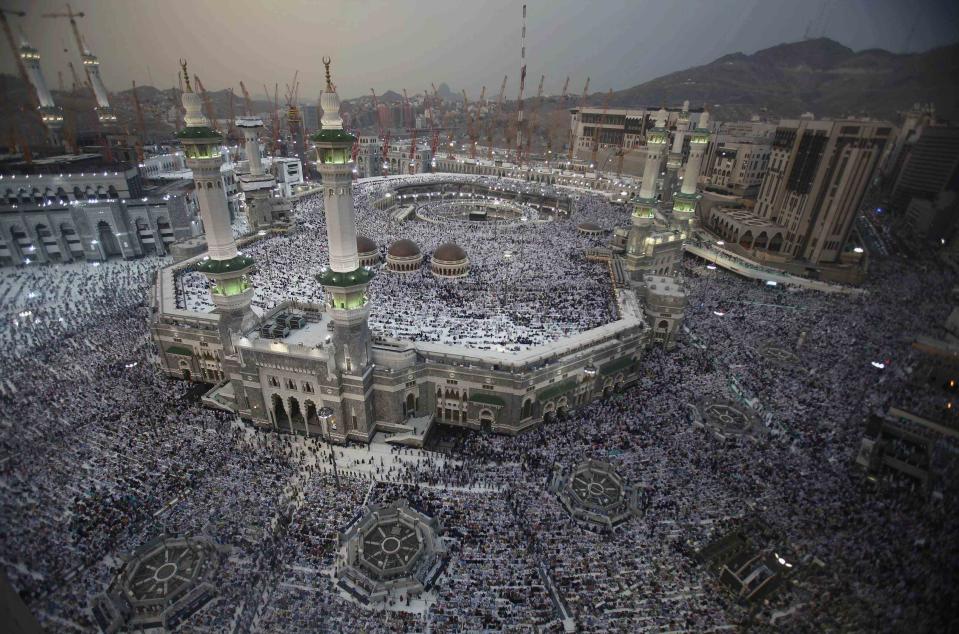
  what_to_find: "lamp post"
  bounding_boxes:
[317,406,339,488]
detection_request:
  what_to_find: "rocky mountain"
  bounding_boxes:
[604,38,959,122]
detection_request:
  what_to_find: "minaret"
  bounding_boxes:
[18,34,63,141]
[80,42,116,125]
[177,60,256,347]
[673,108,710,230]
[625,110,669,275]
[237,116,276,229]
[312,58,375,444]
[662,101,689,204]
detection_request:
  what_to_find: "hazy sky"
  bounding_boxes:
[4,0,958,101]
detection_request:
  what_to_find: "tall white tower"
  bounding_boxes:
[177,60,256,347]
[81,44,116,125]
[237,116,276,229]
[663,101,690,204]
[626,115,669,274]
[18,34,63,139]
[673,109,710,229]
[312,58,375,444]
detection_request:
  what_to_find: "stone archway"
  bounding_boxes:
[289,397,306,436]
[272,394,289,430]
[405,392,416,417]
[97,221,122,258]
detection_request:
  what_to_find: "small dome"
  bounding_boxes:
[357,235,377,254]
[432,242,467,263]
[388,239,421,258]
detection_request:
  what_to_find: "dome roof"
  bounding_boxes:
[578,222,602,232]
[388,238,421,258]
[357,235,377,254]
[432,242,467,262]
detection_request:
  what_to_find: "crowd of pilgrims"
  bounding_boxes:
[0,181,957,631]
[175,174,621,351]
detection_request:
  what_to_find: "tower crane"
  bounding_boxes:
[487,75,507,160]
[41,4,85,60]
[468,85,485,160]
[590,89,612,168]
[192,74,216,128]
[404,89,417,174]
[424,90,438,163]
[370,89,390,175]
[239,81,253,116]
[0,10,29,100]
[568,76,589,161]
[524,74,544,164]
[546,76,569,164]
[513,3,528,166]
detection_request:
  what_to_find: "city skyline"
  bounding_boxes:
[2,0,958,101]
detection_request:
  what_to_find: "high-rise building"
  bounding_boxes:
[752,119,892,264]
[889,125,959,215]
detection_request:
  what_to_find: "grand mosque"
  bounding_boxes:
[150,60,684,445]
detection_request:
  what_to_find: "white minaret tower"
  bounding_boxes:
[177,60,256,347]
[18,34,63,139]
[312,57,375,444]
[673,109,710,229]
[237,116,276,229]
[663,101,690,204]
[80,42,116,125]
[626,112,669,275]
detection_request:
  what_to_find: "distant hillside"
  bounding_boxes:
[604,38,959,121]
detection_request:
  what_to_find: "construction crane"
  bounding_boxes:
[239,81,253,116]
[130,80,146,162]
[0,8,55,143]
[370,88,390,175]
[568,76,589,161]
[0,9,34,109]
[67,61,81,93]
[403,89,418,175]
[41,4,85,59]
[424,90,438,163]
[487,75,507,160]
[546,76,569,163]
[468,85,485,160]
[590,89,612,168]
[513,4,528,166]
[192,74,216,127]
[524,74,544,164]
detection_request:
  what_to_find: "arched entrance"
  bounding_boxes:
[305,401,319,435]
[479,409,494,432]
[272,394,289,430]
[405,392,416,417]
[289,398,306,435]
[97,221,122,258]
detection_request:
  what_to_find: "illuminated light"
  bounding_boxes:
[871,361,885,369]
[766,280,777,286]
[706,264,717,270]
[853,247,864,254]
[713,310,726,316]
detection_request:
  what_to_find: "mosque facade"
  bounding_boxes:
[151,60,668,445]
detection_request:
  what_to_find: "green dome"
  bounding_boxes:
[195,254,254,274]
[316,266,374,287]
[311,128,357,144]
[177,125,221,139]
